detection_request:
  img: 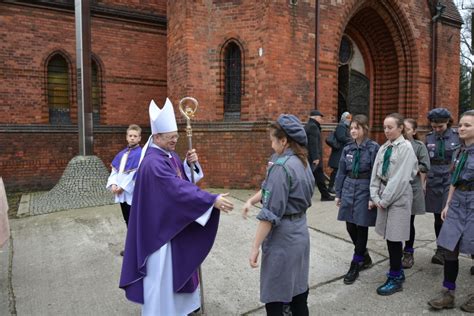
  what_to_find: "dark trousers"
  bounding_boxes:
[434,213,443,238]
[265,289,309,316]
[313,167,332,199]
[328,169,338,189]
[404,215,416,250]
[346,222,368,257]
[120,202,131,227]
[387,240,403,271]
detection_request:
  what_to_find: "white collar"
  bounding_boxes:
[150,142,172,158]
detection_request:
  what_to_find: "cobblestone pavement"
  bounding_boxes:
[28,156,114,216]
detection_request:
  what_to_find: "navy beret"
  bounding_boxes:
[277,114,308,146]
[427,108,451,120]
[310,109,324,117]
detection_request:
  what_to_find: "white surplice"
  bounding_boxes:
[106,150,137,205]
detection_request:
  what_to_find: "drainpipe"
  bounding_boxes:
[430,1,446,109]
[315,0,320,110]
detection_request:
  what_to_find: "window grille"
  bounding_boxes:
[48,54,71,125]
[224,42,242,121]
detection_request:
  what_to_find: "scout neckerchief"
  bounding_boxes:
[352,147,360,178]
[450,149,467,185]
[382,145,393,177]
[436,136,445,160]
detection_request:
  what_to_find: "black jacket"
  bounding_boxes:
[305,118,323,169]
[328,122,352,168]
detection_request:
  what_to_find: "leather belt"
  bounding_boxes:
[455,183,474,191]
[347,172,371,179]
[282,212,306,220]
[431,160,451,165]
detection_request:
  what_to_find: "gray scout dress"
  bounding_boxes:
[335,138,380,226]
[425,128,460,213]
[370,136,418,241]
[256,148,315,303]
[409,139,430,215]
[437,144,474,254]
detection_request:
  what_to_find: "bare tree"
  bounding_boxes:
[454,0,474,111]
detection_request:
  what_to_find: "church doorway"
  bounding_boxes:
[337,35,370,120]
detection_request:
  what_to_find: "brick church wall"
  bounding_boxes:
[0,2,167,126]
[167,0,315,121]
[0,0,462,191]
[0,1,168,190]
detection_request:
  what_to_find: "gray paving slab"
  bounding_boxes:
[305,247,473,315]
[2,189,473,315]
[17,194,30,217]
[0,240,11,315]
[10,204,139,316]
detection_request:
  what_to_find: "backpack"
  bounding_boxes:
[325,131,341,149]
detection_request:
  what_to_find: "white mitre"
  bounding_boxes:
[149,98,178,134]
[139,98,178,166]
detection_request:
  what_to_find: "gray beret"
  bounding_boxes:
[427,108,451,120]
[277,114,308,146]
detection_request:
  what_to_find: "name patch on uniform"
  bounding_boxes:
[346,154,353,162]
[262,189,271,205]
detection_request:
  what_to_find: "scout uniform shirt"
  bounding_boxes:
[256,149,315,303]
[437,144,474,254]
[335,138,380,227]
[425,128,460,213]
[370,135,418,241]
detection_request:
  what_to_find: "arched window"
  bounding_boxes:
[224,42,242,121]
[337,35,370,120]
[47,54,71,124]
[91,59,101,125]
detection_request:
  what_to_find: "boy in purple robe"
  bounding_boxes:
[119,99,233,316]
[106,124,142,256]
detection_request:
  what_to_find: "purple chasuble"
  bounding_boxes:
[111,145,142,173]
[119,147,220,304]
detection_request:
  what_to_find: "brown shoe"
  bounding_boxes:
[428,290,455,310]
[431,249,444,265]
[461,294,474,313]
[402,251,414,269]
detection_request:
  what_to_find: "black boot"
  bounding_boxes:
[344,261,360,285]
[359,250,373,270]
[431,248,445,265]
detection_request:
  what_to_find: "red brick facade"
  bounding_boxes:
[0,0,462,191]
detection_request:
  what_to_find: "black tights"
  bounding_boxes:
[404,215,416,250]
[265,289,309,316]
[346,222,368,257]
[434,213,443,238]
[387,240,402,271]
[442,245,460,284]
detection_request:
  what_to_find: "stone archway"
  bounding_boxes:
[337,0,419,126]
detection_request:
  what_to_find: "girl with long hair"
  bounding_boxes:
[428,110,474,312]
[243,114,315,316]
[401,118,430,268]
[369,113,418,295]
[334,114,379,284]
